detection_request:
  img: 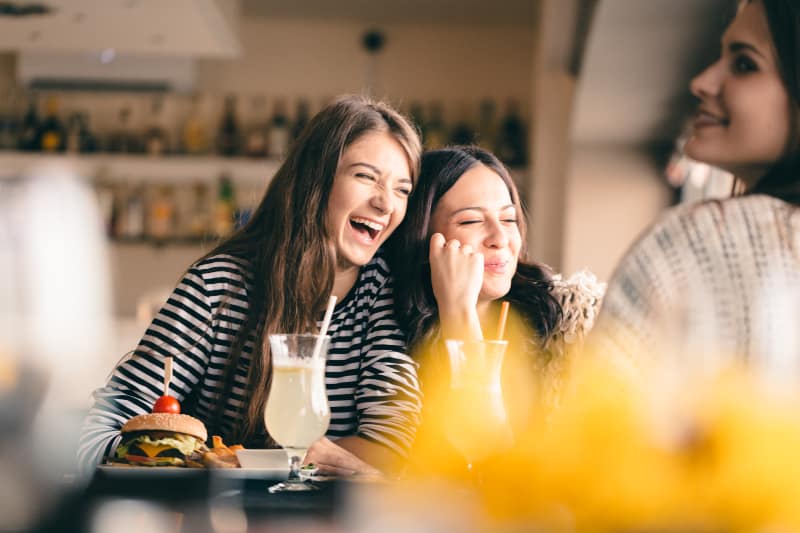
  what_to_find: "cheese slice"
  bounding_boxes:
[136,441,173,457]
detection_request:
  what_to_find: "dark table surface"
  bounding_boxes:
[31,467,343,532]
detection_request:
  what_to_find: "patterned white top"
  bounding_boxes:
[592,194,800,366]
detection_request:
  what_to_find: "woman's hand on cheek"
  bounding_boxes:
[429,232,484,314]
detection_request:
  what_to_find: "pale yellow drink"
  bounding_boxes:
[265,363,330,460]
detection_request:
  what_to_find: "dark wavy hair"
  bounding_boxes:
[202,95,421,443]
[387,145,561,350]
[744,0,800,204]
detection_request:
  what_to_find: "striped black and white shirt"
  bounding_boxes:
[78,252,422,472]
[592,194,800,365]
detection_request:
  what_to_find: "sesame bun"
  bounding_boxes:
[121,413,208,442]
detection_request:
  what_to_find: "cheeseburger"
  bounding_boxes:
[115,413,208,466]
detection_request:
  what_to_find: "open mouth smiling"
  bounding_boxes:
[349,216,385,241]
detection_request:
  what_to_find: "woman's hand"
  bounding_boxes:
[304,436,382,476]
[429,233,484,339]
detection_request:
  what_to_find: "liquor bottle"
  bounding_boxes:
[476,98,497,150]
[144,96,170,156]
[216,94,241,157]
[148,185,176,241]
[424,101,447,150]
[94,175,116,237]
[495,99,527,167]
[17,92,40,151]
[449,102,476,146]
[65,112,82,154]
[267,99,290,159]
[188,182,211,239]
[291,99,310,143]
[65,112,98,154]
[0,87,19,150]
[244,95,268,158]
[108,106,141,154]
[182,93,208,155]
[37,96,65,152]
[212,173,236,238]
[120,184,146,240]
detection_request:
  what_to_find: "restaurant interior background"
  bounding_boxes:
[0,0,733,528]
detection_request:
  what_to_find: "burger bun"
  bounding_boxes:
[121,413,208,442]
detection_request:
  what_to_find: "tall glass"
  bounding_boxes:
[265,334,331,492]
[443,339,513,475]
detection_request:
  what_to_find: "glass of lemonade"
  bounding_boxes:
[265,333,331,492]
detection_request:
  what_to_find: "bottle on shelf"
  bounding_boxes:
[188,182,211,239]
[17,91,40,152]
[107,106,142,154]
[0,87,19,150]
[144,96,171,156]
[216,94,241,157]
[93,173,116,237]
[213,173,236,238]
[244,95,268,158]
[65,112,98,154]
[291,99,310,143]
[424,101,447,150]
[118,184,146,240]
[182,93,209,155]
[476,98,498,150]
[495,99,528,167]
[147,185,176,241]
[267,99,290,160]
[449,102,476,146]
[37,96,65,153]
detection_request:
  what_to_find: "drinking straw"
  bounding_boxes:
[313,295,338,359]
[497,301,510,340]
[163,356,173,396]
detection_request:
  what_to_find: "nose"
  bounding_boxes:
[370,182,393,215]
[690,59,723,101]
[484,218,509,249]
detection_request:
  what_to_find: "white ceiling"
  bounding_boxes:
[572,0,732,144]
[241,0,536,26]
[0,0,240,57]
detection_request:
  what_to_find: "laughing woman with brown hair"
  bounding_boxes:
[78,95,423,476]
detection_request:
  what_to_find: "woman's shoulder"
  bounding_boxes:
[190,254,254,283]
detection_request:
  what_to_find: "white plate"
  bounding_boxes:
[235,449,289,470]
[97,464,289,480]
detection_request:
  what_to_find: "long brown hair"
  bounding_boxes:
[388,145,561,351]
[743,0,800,203]
[203,95,421,443]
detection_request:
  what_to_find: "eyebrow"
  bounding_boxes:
[726,40,766,60]
[348,162,412,185]
[450,204,516,216]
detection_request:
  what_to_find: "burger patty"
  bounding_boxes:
[127,443,185,458]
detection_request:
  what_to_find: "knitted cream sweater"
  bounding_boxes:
[592,194,800,368]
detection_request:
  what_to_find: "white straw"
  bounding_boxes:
[163,356,173,396]
[313,295,337,359]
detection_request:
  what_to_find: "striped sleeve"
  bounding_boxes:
[76,266,213,474]
[354,275,423,457]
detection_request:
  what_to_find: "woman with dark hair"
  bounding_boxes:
[593,0,800,364]
[389,145,604,418]
[79,95,423,475]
